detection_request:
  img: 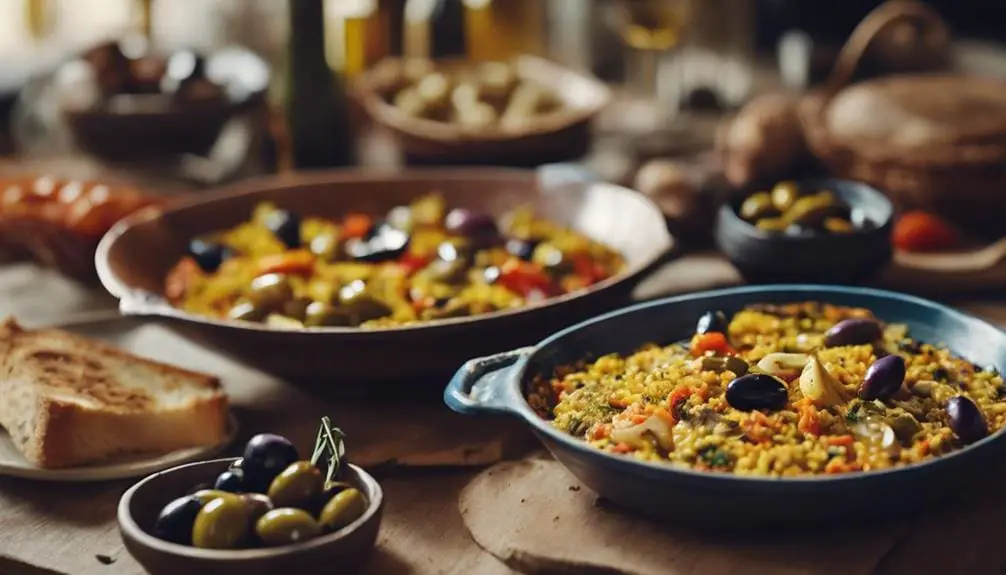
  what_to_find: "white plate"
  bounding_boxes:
[0,412,239,482]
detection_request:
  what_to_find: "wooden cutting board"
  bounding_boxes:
[460,459,1006,575]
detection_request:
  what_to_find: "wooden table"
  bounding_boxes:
[1,257,1006,575]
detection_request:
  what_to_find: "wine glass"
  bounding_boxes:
[608,0,691,135]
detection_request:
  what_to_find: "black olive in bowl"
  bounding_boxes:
[714,178,894,284]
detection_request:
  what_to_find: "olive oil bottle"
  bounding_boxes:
[462,0,545,61]
[285,0,355,169]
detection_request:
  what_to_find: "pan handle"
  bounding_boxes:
[444,346,536,416]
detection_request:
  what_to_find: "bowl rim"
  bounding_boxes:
[717,177,895,243]
[354,55,613,143]
[61,45,271,120]
[94,167,674,336]
[117,458,383,560]
[498,284,1006,486]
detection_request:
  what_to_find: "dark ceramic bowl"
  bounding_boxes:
[445,285,1006,530]
[714,178,894,284]
[355,56,611,166]
[64,46,269,161]
[118,458,383,575]
[95,169,673,385]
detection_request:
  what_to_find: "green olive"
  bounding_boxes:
[227,301,267,323]
[267,461,324,509]
[281,297,312,321]
[191,489,231,505]
[303,301,354,327]
[755,217,788,232]
[770,181,800,211]
[782,194,843,228]
[823,217,853,233]
[240,493,275,524]
[255,508,321,547]
[309,231,340,262]
[422,258,468,285]
[338,282,393,323]
[739,192,779,221]
[265,314,304,329]
[248,273,294,311]
[319,487,368,533]
[192,493,251,550]
[530,243,574,274]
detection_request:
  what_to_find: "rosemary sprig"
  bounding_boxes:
[310,416,347,490]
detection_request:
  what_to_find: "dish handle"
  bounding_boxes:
[444,346,535,416]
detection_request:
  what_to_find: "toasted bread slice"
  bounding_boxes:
[0,318,228,469]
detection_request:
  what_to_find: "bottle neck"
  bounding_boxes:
[288,0,330,70]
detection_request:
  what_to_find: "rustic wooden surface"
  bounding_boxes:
[0,257,1004,575]
[462,459,1006,575]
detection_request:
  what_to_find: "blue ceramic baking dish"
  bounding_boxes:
[444,285,1006,530]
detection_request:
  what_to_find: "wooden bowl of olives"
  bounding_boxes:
[355,56,611,166]
[118,420,382,575]
[59,41,269,161]
[714,178,894,284]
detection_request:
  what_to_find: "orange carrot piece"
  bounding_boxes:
[257,249,315,276]
[690,332,732,357]
[826,435,855,446]
[343,213,373,239]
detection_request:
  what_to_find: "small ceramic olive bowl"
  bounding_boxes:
[714,178,894,284]
[118,458,383,575]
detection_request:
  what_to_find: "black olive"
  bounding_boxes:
[213,469,244,493]
[153,495,204,545]
[946,396,988,445]
[823,318,883,347]
[265,209,302,249]
[858,355,906,400]
[505,238,539,261]
[445,209,498,237]
[696,310,728,335]
[344,223,410,263]
[725,374,788,412]
[188,238,232,273]
[242,433,300,493]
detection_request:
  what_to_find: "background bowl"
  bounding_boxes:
[64,46,270,161]
[445,285,1006,530]
[714,178,894,284]
[355,56,611,166]
[118,458,383,575]
[95,169,673,385]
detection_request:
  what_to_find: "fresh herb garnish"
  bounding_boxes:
[310,416,347,491]
[698,445,733,468]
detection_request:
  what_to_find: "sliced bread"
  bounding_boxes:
[0,318,228,469]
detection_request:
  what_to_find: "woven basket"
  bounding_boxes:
[799,1,1006,236]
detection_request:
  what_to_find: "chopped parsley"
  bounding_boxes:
[845,402,863,423]
[698,445,733,468]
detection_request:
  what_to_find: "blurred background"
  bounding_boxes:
[1,0,1002,177]
[1,0,1006,289]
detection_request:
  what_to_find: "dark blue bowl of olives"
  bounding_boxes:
[714,178,894,284]
[118,427,382,575]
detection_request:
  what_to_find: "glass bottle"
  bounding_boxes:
[404,0,466,59]
[285,0,355,168]
[462,0,544,62]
